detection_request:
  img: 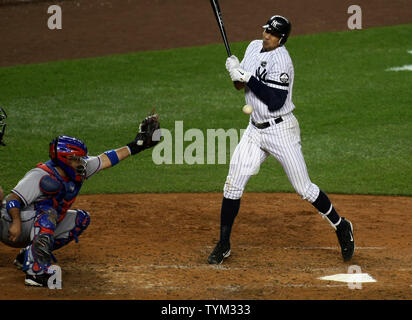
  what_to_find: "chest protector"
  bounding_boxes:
[35,160,83,223]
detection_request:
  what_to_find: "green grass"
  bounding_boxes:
[1,24,411,196]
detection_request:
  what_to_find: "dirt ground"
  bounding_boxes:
[0,193,411,299]
[0,0,411,300]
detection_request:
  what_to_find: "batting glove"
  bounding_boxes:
[229,67,252,83]
[225,55,240,72]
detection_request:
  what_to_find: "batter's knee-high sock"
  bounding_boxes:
[219,197,241,244]
[311,190,341,229]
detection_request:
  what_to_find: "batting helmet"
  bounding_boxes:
[49,135,88,182]
[262,15,292,46]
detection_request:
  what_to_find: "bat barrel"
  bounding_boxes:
[210,0,232,57]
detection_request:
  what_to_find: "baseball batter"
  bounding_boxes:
[208,15,355,264]
[0,114,160,287]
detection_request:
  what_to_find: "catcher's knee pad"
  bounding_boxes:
[34,208,58,233]
[53,209,90,250]
[71,209,90,242]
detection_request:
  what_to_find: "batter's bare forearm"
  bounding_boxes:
[99,146,131,170]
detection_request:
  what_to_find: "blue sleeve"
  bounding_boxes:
[247,76,288,112]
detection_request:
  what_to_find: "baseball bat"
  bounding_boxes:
[209,0,232,57]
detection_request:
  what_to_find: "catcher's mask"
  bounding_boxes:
[0,107,7,146]
[263,15,291,46]
[49,135,88,182]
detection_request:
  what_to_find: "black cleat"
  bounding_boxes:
[13,248,26,270]
[24,273,52,287]
[336,217,355,262]
[208,242,231,264]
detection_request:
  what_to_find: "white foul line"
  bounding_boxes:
[386,65,412,71]
[386,50,412,71]
[204,245,386,250]
[282,246,386,250]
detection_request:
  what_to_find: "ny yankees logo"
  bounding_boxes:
[271,20,280,29]
[255,66,267,82]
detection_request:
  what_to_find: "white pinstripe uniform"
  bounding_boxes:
[224,40,320,203]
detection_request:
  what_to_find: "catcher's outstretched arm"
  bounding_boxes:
[98,112,161,170]
[99,146,132,170]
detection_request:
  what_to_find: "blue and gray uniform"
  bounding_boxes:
[0,156,102,274]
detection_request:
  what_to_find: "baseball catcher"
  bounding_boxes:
[0,111,160,287]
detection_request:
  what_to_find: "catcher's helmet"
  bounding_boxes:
[262,15,291,46]
[0,107,7,146]
[49,135,88,182]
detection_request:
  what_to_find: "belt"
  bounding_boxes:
[251,117,283,129]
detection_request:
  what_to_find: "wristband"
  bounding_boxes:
[104,149,120,166]
[6,199,21,213]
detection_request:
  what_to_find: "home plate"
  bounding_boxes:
[318,273,377,283]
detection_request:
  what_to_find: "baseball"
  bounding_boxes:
[242,104,253,115]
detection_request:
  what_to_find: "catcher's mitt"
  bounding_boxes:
[127,110,161,155]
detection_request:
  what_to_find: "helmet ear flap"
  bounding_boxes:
[49,136,59,162]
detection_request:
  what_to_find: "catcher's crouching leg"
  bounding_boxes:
[23,208,58,275]
[53,209,90,250]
